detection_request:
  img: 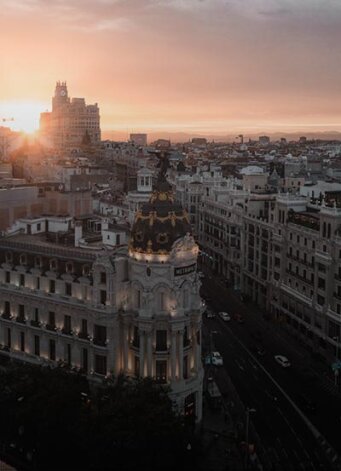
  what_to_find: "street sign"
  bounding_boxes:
[331,361,341,371]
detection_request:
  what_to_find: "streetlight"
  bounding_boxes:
[245,407,256,470]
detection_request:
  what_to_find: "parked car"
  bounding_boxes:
[274,355,291,368]
[205,351,223,366]
[219,312,231,322]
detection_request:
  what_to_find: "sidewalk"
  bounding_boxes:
[199,370,244,471]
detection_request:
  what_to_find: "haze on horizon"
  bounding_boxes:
[1,0,341,135]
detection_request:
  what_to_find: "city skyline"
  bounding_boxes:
[2,0,341,135]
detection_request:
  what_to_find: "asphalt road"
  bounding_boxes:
[201,273,341,471]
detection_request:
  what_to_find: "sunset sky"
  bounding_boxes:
[1,0,341,135]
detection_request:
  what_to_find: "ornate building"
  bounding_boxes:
[0,164,203,421]
[40,82,101,149]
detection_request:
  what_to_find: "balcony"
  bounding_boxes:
[78,331,90,340]
[93,338,107,347]
[30,319,41,328]
[1,312,12,320]
[46,324,57,332]
[61,328,73,336]
[16,317,26,324]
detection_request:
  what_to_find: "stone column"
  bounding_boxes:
[178,330,184,380]
[139,330,145,377]
[171,331,177,380]
[146,331,153,377]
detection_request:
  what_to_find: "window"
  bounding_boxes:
[66,344,72,366]
[134,356,140,377]
[318,278,325,290]
[95,354,107,375]
[82,349,88,372]
[49,311,55,327]
[100,290,107,305]
[100,272,106,284]
[116,234,120,245]
[81,319,88,335]
[183,326,190,347]
[4,301,10,316]
[49,339,56,360]
[65,283,72,296]
[156,330,167,351]
[64,315,72,334]
[20,274,25,287]
[20,332,25,352]
[34,335,40,356]
[317,295,325,306]
[155,360,167,383]
[133,326,139,348]
[6,328,11,348]
[36,277,40,290]
[94,324,106,346]
[5,271,10,283]
[49,279,55,293]
[34,308,39,323]
[183,356,189,379]
[18,304,25,321]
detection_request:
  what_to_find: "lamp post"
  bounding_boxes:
[244,407,256,470]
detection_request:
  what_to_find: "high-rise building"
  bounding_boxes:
[40,82,101,149]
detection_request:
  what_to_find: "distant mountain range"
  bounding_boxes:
[102,130,341,144]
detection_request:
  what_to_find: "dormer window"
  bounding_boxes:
[5,252,13,264]
[19,254,27,266]
[50,259,58,271]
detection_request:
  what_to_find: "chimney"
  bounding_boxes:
[74,220,83,247]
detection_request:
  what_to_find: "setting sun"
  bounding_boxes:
[1,101,48,134]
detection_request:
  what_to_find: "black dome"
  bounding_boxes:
[129,184,191,254]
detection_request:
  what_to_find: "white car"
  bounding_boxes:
[274,355,291,368]
[205,351,223,366]
[219,312,231,322]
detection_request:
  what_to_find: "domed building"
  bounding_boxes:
[123,161,204,420]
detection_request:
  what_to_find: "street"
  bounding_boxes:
[201,274,341,471]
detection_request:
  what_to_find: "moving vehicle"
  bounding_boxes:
[274,355,291,368]
[205,351,223,366]
[219,311,231,322]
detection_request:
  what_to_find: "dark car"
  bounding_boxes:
[297,395,317,414]
[253,345,266,356]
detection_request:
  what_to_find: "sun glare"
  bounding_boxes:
[1,101,48,134]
